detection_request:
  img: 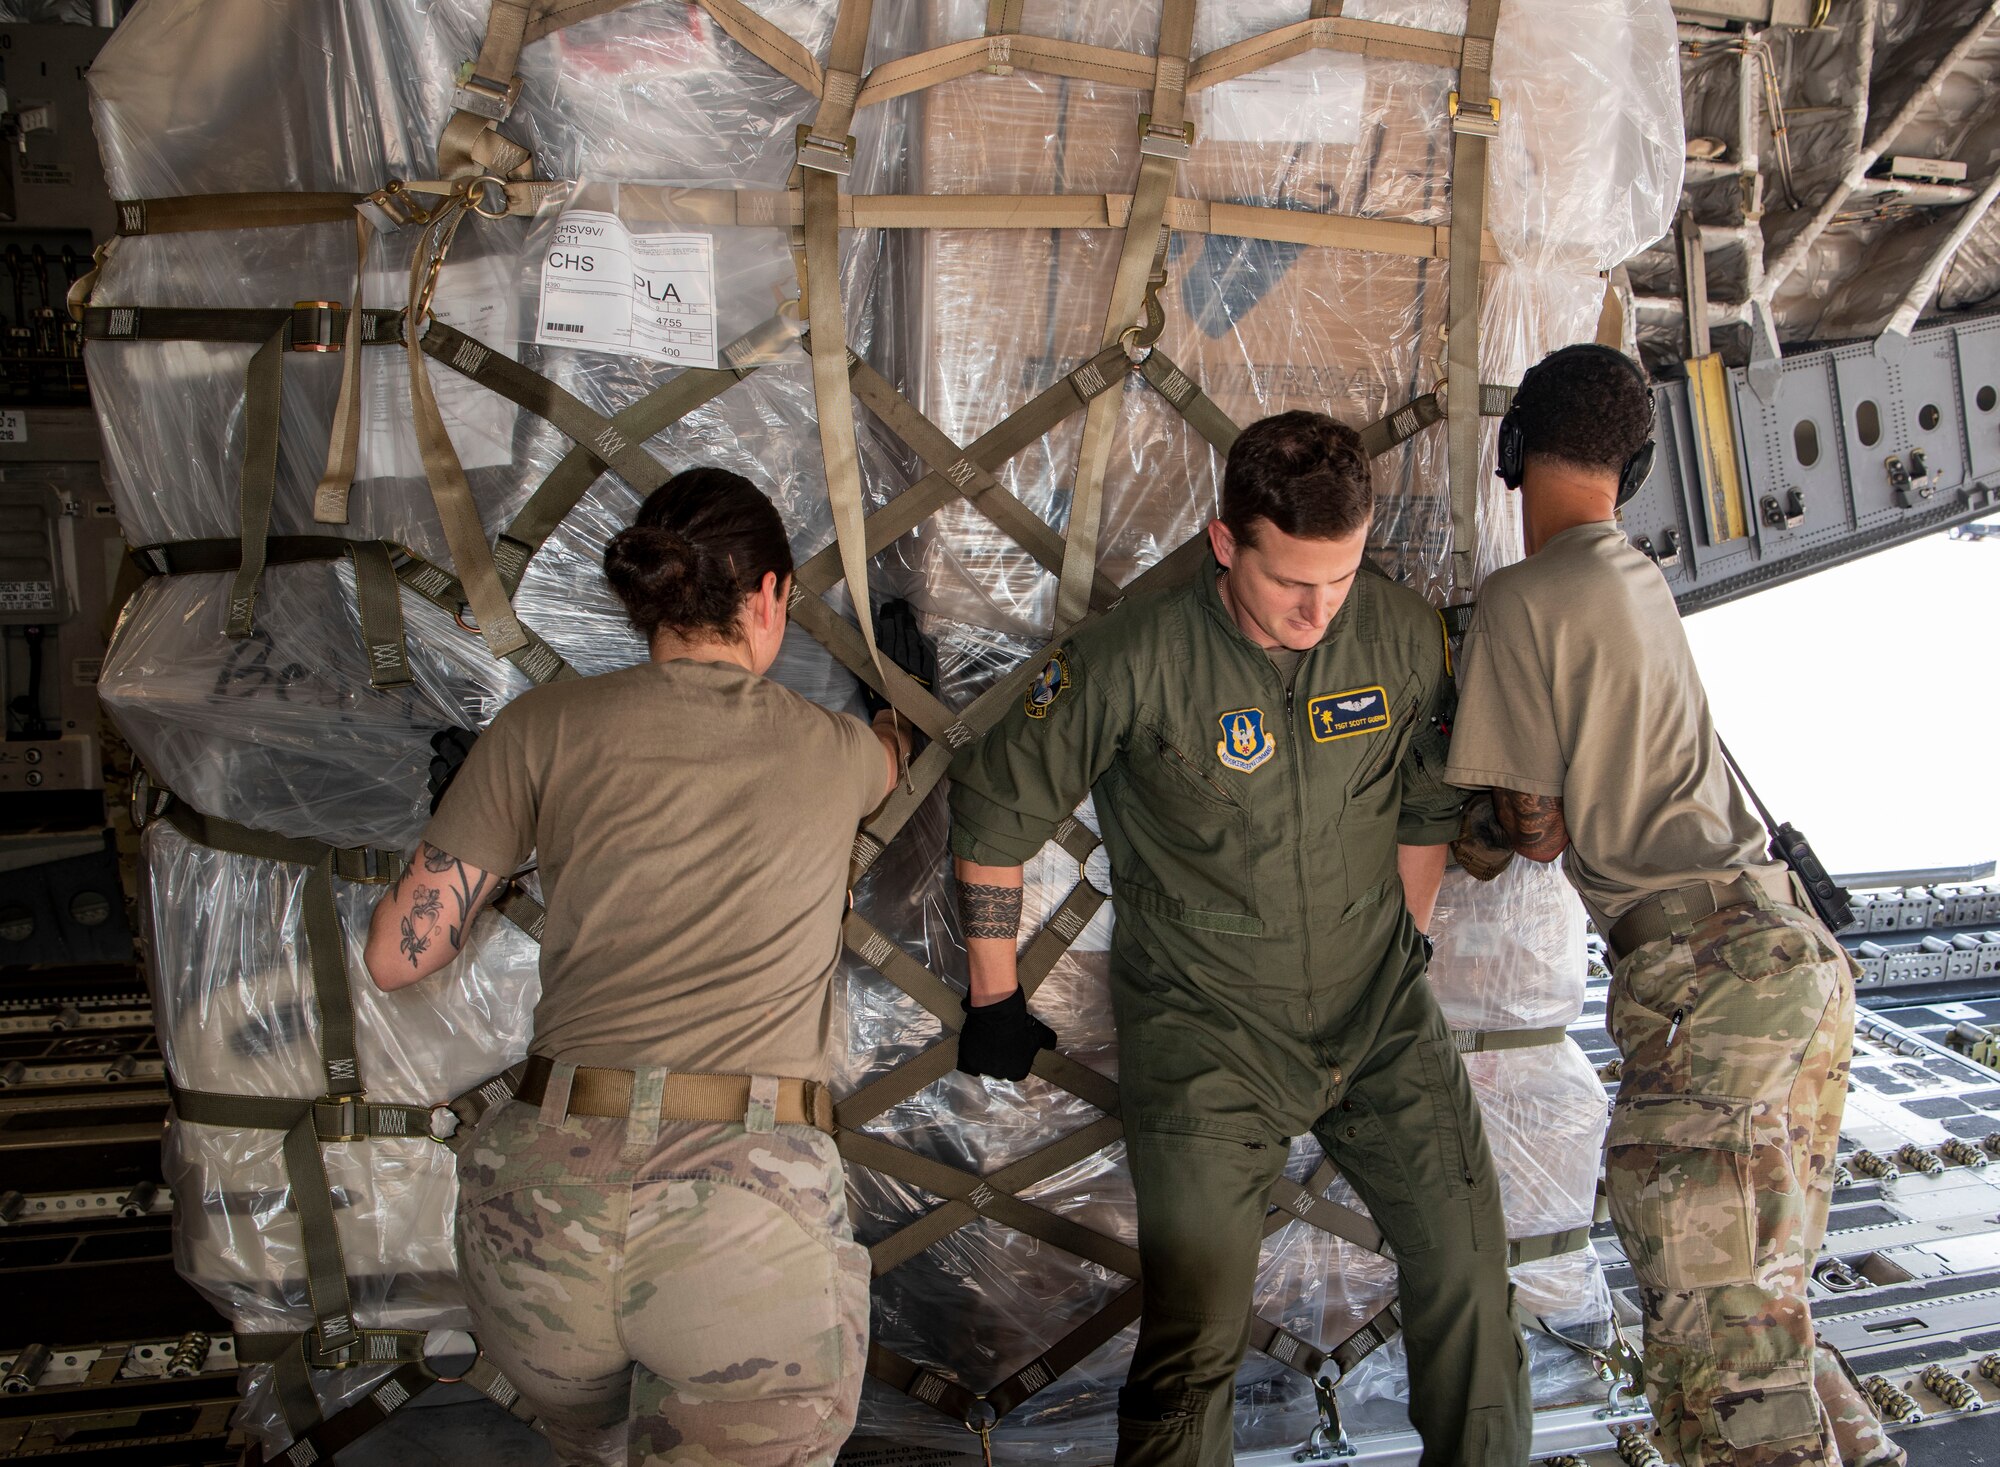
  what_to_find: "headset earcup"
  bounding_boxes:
[1616,438,1656,506]
[1497,415,1525,488]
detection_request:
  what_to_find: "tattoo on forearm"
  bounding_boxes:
[398,843,495,968]
[959,881,1024,941]
[1494,790,1570,860]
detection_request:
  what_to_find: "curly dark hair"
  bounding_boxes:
[1510,344,1654,476]
[603,467,794,642]
[1220,410,1373,544]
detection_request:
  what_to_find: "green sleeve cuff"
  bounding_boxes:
[946,802,1050,869]
[1396,811,1463,846]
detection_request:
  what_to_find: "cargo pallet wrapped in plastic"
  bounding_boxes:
[83,0,1678,1458]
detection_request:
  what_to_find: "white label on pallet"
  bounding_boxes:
[0,410,26,445]
[536,210,719,369]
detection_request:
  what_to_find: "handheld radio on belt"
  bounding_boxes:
[1717,737,1854,933]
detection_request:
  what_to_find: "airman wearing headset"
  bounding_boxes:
[1442,345,1903,1467]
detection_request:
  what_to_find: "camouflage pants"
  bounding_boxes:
[455,1087,870,1466]
[1605,897,1902,1467]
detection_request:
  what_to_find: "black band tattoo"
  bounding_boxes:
[959,881,1024,941]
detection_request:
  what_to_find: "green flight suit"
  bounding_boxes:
[949,555,1530,1467]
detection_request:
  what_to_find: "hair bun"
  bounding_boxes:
[604,523,740,638]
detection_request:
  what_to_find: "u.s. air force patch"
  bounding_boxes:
[1215,708,1274,772]
[1024,650,1071,719]
[1308,686,1391,742]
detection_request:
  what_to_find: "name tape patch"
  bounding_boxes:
[1308,686,1391,743]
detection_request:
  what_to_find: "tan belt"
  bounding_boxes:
[1607,866,1795,962]
[517,1055,837,1135]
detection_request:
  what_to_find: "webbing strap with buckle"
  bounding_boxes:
[1453,1024,1568,1055]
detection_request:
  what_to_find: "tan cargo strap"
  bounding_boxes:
[114,191,366,237]
[791,0,889,711]
[1056,0,1194,634]
[684,0,824,93]
[1508,1225,1594,1266]
[1453,1024,1567,1054]
[1191,16,1459,86]
[517,1055,838,1133]
[494,313,793,592]
[625,185,1497,260]
[1359,382,1514,458]
[401,195,532,665]
[1606,866,1793,962]
[1444,0,1503,592]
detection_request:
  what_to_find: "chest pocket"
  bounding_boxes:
[1316,674,1420,800]
[1105,716,1262,936]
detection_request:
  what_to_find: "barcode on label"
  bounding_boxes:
[544,322,585,334]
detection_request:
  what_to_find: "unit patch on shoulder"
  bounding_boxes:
[1308,686,1391,743]
[1215,708,1275,772]
[1024,650,1071,719]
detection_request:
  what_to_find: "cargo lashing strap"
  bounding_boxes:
[85,1,1553,1451]
[130,777,544,1457]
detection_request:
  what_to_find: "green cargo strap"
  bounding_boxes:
[285,1359,440,1465]
[234,1330,429,1368]
[1508,1225,1593,1266]
[1138,347,1240,455]
[1526,1313,1644,1388]
[1265,1170,1388,1255]
[1359,382,1514,458]
[843,1119,1136,1279]
[418,317,680,505]
[170,1083,455,1144]
[226,323,289,641]
[282,1112,362,1362]
[791,341,1131,600]
[1329,1303,1403,1381]
[79,303,404,345]
[132,534,415,690]
[114,191,366,237]
[1444,0,1502,591]
[1056,0,1194,633]
[868,1341,985,1426]
[435,1062,529,1153]
[463,1353,539,1420]
[386,545,578,686]
[983,1285,1142,1418]
[142,786,384,1099]
[843,911,960,1025]
[492,880,547,941]
[842,350,1123,612]
[492,314,792,593]
[1454,1024,1567,1054]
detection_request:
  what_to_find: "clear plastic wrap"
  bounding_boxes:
[144,820,540,1333]
[1427,858,1590,1032]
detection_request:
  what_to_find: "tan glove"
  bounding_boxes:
[1451,790,1516,882]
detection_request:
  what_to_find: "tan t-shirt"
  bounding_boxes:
[423,659,885,1080]
[1443,520,1771,931]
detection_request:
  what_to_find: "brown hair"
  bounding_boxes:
[603,467,794,642]
[1220,411,1373,545]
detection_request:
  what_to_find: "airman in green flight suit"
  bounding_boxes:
[947,411,1531,1467]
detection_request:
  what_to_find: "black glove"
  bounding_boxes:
[956,988,1056,1082]
[428,726,479,813]
[861,599,939,740]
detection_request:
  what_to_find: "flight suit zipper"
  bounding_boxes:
[1155,732,1234,805]
[1286,678,1315,1031]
